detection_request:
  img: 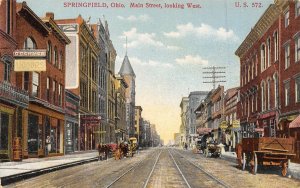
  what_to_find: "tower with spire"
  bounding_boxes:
[119,38,136,138]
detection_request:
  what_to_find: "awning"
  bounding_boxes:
[289,115,300,128]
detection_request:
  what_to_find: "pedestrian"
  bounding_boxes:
[184,143,188,150]
[46,136,51,155]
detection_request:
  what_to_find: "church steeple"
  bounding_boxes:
[119,37,135,77]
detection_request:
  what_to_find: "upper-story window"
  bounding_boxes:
[296,35,300,62]
[285,10,289,28]
[273,73,279,108]
[274,31,279,61]
[59,51,63,70]
[47,41,52,63]
[296,0,300,17]
[261,81,266,112]
[2,56,12,82]
[54,46,58,67]
[285,43,290,69]
[284,81,290,106]
[32,72,40,97]
[23,37,36,49]
[261,44,266,71]
[295,76,300,103]
[267,37,271,66]
[6,0,11,34]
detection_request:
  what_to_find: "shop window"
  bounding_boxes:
[32,72,39,97]
[0,113,9,150]
[285,44,290,69]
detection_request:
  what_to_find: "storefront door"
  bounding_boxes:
[28,114,39,155]
[0,113,10,159]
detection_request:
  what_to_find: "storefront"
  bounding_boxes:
[23,103,65,158]
[65,90,79,154]
[80,116,100,151]
[0,106,13,161]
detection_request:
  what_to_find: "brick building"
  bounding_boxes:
[56,16,100,151]
[0,0,29,161]
[15,3,70,158]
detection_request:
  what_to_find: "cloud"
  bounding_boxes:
[163,23,238,41]
[175,55,209,66]
[120,28,180,50]
[117,14,150,22]
[118,56,174,69]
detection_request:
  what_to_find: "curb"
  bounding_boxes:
[0,157,99,186]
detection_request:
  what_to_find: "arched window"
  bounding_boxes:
[23,37,36,49]
[261,81,266,112]
[47,41,52,63]
[267,79,271,110]
[273,73,279,108]
[261,44,266,71]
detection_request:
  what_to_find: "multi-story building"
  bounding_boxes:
[186,91,209,147]
[174,133,181,146]
[195,91,213,135]
[91,19,108,145]
[115,74,128,143]
[119,53,136,139]
[235,0,300,161]
[210,86,224,143]
[142,120,151,147]
[0,0,29,161]
[15,6,70,158]
[57,15,100,151]
[134,106,143,142]
[179,97,189,147]
[224,87,239,150]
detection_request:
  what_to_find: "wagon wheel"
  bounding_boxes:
[249,153,257,175]
[242,152,246,171]
[281,160,289,177]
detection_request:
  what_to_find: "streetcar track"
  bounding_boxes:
[171,149,231,188]
[168,149,192,188]
[104,149,161,188]
[142,150,162,188]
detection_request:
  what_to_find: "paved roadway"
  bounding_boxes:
[4,148,300,188]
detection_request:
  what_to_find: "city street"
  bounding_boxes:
[3,148,300,188]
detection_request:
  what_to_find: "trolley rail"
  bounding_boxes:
[171,149,230,188]
[105,150,162,188]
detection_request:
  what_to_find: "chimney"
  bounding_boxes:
[46,12,54,19]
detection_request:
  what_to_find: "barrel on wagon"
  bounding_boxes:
[236,137,295,176]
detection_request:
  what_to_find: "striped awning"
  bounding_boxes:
[289,115,300,128]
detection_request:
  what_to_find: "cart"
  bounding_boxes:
[236,137,295,176]
[204,143,222,157]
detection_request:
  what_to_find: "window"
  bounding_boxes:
[3,61,10,82]
[261,81,265,111]
[267,79,271,110]
[285,11,289,28]
[261,44,266,71]
[23,72,29,91]
[54,47,58,67]
[296,77,300,103]
[23,37,36,49]
[267,38,271,67]
[274,31,278,61]
[47,41,52,63]
[6,0,11,34]
[58,84,63,106]
[252,61,254,79]
[274,73,279,108]
[284,81,290,106]
[296,36,300,62]
[59,51,63,70]
[53,80,56,104]
[32,72,39,97]
[296,1,300,17]
[47,77,50,101]
[285,44,290,69]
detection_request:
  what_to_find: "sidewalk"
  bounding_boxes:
[222,151,300,180]
[0,151,99,186]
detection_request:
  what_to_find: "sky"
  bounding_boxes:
[21,0,274,143]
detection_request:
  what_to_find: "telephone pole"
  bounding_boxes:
[203,66,226,89]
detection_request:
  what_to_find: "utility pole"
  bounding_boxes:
[203,66,226,89]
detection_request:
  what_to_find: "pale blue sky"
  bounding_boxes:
[21,0,274,142]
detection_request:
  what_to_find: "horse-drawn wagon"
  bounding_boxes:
[236,137,295,176]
